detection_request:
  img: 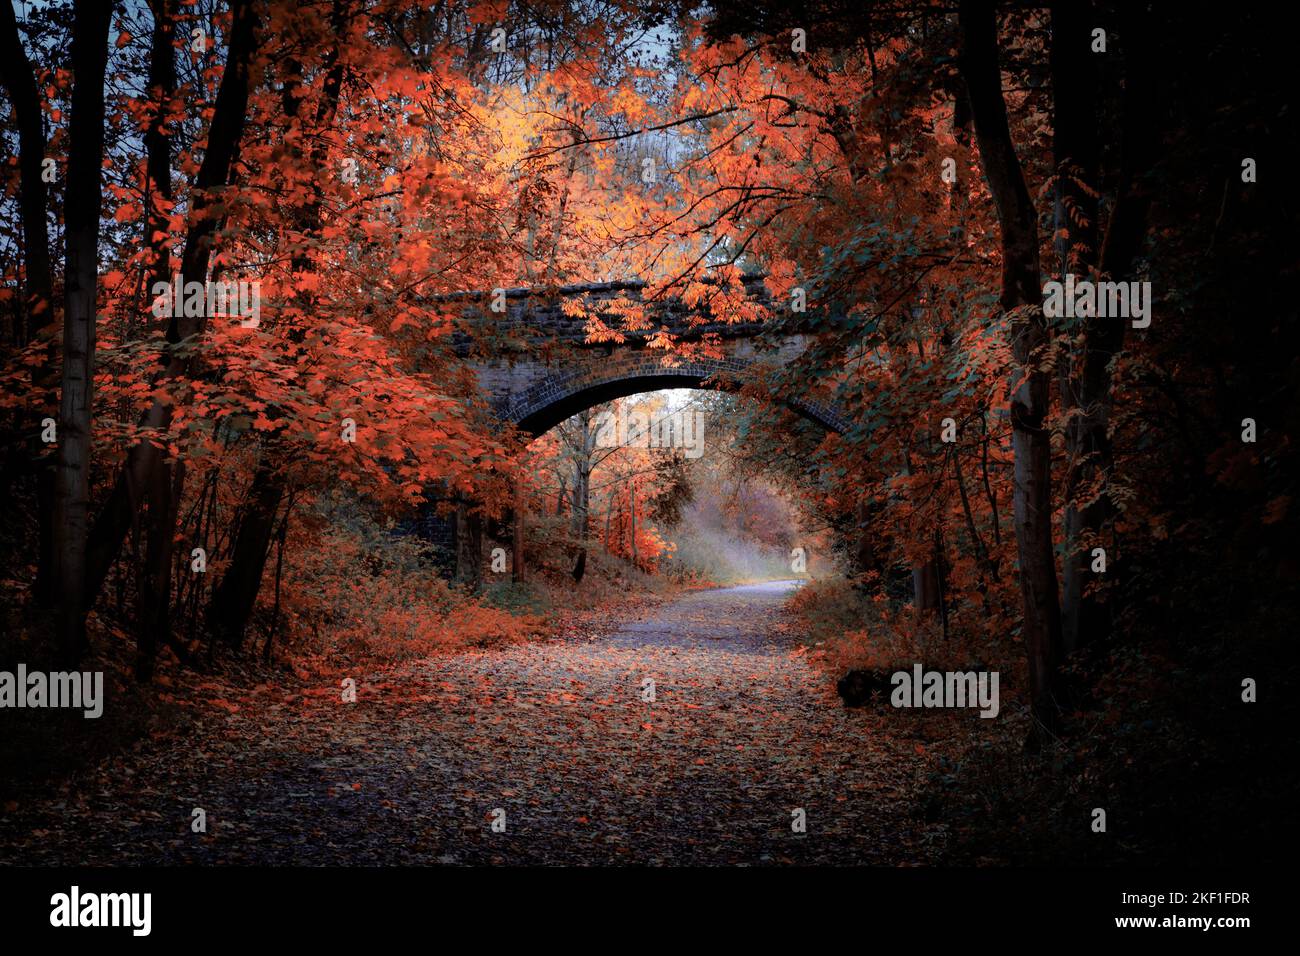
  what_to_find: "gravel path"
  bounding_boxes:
[1,582,940,865]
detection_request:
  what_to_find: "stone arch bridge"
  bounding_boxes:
[413,273,851,579]
[441,273,848,435]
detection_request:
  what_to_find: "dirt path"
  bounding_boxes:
[1,582,941,865]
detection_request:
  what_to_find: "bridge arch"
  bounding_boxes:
[440,280,855,582]
[491,351,850,437]
[448,276,850,438]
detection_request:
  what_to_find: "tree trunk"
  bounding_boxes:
[1051,0,1101,655]
[959,0,1062,734]
[82,0,259,615]
[52,0,114,661]
[0,2,54,342]
[852,498,887,579]
[603,489,616,550]
[143,0,175,319]
[134,0,178,679]
[136,458,183,680]
[202,8,348,645]
[263,496,292,663]
[912,557,941,611]
[455,503,483,592]
[953,444,998,619]
[1059,2,1156,654]
[512,479,526,584]
[0,1,58,605]
[902,446,940,612]
[558,409,597,580]
[629,479,638,570]
[208,463,285,648]
[979,408,1000,545]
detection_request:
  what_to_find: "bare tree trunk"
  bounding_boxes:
[455,503,483,591]
[953,444,998,619]
[572,411,594,580]
[0,3,54,343]
[134,0,178,680]
[512,479,526,584]
[0,1,58,605]
[960,0,1062,735]
[912,558,941,611]
[137,458,182,680]
[263,494,292,664]
[208,463,284,648]
[143,0,175,319]
[52,0,113,661]
[629,479,638,570]
[935,526,950,640]
[979,409,1000,545]
[603,489,615,549]
[1051,0,1101,655]
[902,446,941,611]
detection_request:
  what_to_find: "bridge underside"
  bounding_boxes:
[418,279,855,580]
[513,370,728,435]
[474,342,849,437]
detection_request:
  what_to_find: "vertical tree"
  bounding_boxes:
[53,0,114,660]
[1050,0,1101,654]
[557,407,598,582]
[207,0,350,648]
[0,1,58,605]
[958,0,1062,734]
[83,0,260,620]
[1058,2,1157,653]
[135,0,179,679]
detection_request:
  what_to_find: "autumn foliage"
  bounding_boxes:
[0,0,1295,868]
